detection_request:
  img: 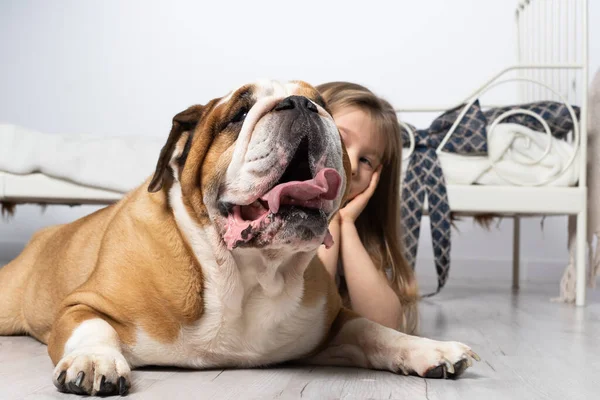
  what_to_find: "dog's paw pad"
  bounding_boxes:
[450,358,470,378]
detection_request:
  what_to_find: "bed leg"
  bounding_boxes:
[576,210,587,307]
[512,216,520,290]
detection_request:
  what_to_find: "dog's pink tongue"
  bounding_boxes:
[260,168,342,214]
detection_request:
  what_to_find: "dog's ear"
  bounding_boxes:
[148,105,205,193]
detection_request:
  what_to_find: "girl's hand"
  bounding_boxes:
[339,166,382,224]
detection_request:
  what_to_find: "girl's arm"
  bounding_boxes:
[337,167,402,329]
[317,214,341,280]
[339,221,401,329]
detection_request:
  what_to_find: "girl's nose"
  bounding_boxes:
[350,159,358,177]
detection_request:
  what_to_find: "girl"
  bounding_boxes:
[316,81,419,334]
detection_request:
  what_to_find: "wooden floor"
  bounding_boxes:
[1,279,599,400]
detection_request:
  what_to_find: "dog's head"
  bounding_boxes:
[149,80,350,253]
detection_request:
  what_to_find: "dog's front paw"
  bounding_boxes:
[53,346,131,396]
[403,339,480,379]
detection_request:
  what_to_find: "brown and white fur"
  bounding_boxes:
[0,80,479,396]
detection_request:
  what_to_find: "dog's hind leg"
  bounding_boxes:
[302,308,480,379]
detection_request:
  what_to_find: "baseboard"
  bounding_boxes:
[413,256,600,299]
[414,256,568,284]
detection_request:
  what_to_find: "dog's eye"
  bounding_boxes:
[230,108,248,125]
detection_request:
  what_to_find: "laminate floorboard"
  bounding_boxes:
[1,278,598,399]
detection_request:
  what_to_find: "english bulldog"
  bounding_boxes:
[0,80,479,396]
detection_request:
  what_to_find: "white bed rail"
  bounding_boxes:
[397,0,588,188]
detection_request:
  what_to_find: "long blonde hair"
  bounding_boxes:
[317,81,419,334]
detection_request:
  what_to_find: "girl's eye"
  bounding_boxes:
[360,157,373,167]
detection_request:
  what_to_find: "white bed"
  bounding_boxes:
[395,0,592,305]
[0,0,593,305]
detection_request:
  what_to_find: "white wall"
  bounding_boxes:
[1,0,598,286]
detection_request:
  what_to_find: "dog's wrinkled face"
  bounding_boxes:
[149,80,349,252]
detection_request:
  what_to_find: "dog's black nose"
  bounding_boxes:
[274,96,318,113]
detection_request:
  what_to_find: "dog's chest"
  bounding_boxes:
[132,188,328,368]
[127,264,327,369]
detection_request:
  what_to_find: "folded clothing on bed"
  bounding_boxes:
[0,123,164,193]
[401,122,580,187]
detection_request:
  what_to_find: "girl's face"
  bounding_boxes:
[333,107,385,200]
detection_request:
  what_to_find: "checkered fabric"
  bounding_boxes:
[401,100,488,296]
[484,101,580,140]
[401,148,452,297]
[400,100,579,297]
